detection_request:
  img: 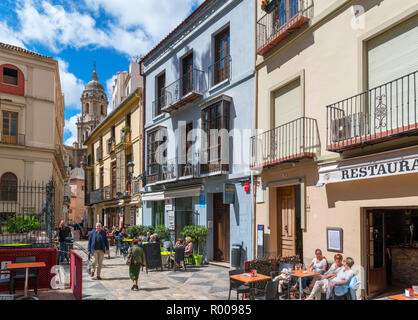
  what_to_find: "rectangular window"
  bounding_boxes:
[201,100,230,169]
[3,67,18,86]
[182,53,194,96]
[147,128,167,183]
[1,111,18,144]
[152,201,165,227]
[214,27,230,85]
[157,72,166,114]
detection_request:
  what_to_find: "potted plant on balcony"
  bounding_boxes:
[181,225,208,266]
[122,126,131,142]
[110,137,116,151]
[261,0,278,13]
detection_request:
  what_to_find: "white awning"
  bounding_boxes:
[141,186,202,202]
[164,186,201,199]
[141,191,166,201]
[318,150,418,185]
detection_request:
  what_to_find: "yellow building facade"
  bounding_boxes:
[0,43,66,226]
[252,0,418,298]
[84,87,143,228]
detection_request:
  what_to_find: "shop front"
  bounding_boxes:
[317,145,418,298]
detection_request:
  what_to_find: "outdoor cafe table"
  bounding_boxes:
[291,270,319,300]
[7,261,46,300]
[388,293,418,301]
[229,273,272,299]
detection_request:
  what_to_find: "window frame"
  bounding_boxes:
[0,172,18,201]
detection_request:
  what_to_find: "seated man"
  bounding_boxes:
[306,254,344,300]
[326,257,355,300]
[170,238,185,267]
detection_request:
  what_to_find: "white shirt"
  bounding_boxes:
[311,257,327,273]
[334,268,353,282]
[324,263,344,276]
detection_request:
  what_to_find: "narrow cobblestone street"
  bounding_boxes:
[71,241,231,300]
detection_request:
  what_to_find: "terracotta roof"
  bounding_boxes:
[0,42,52,60]
[140,0,212,66]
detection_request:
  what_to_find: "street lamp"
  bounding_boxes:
[127,161,146,185]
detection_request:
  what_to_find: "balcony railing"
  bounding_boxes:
[326,71,418,152]
[251,117,320,168]
[178,152,201,179]
[0,134,25,146]
[146,158,177,185]
[161,69,206,113]
[89,185,114,205]
[209,56,231,87]
[257,0,313,55]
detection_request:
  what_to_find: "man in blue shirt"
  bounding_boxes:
[88,222,109,280]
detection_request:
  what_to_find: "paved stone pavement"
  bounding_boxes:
[72,241,233,300]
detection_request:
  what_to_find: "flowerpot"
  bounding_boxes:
[111,144,115,151]
[193,254,203,266]
[126,133,131,142]
[263,0,278,14]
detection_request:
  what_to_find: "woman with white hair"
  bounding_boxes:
[326,257,355,300]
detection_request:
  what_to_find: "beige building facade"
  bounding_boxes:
[252,0,418,298]
[84,87,144,228]
[0,42,66,226]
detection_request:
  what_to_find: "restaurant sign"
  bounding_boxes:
[318,155,418,184]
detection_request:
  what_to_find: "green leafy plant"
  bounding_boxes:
[122,126,131,134]
[6,215,41,234]
[154,225,169,241]
[261,0,271,11]
[126,225,140,238]
[180,225,208,255]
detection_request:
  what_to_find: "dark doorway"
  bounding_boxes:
[213,193,230,262]
[182,53,193,96]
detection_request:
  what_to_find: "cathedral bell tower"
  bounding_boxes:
[76,65,108,148]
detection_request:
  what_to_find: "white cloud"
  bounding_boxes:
[0,0,205,57]
[0,22,26,48]
[56,58,85,109]
[64,113,80,146]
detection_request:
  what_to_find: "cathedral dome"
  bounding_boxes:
[82,67,106,97]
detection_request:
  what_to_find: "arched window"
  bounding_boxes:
[0,64,25,96]
[86,103,89,114]
[0,172,17,201]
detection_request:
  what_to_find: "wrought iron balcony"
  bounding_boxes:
[257,0,313,56]
[209,56,231,87]
[160,69,206,113]
[0,134,25,146]
[251,117,320,168]
[199,148,230,176]
[146,158,178,185]
[326,71,418,152]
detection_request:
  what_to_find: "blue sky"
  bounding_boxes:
[0,0,204,145]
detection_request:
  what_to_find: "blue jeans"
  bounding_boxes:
[59,241,69,262]
[295,275,315,289]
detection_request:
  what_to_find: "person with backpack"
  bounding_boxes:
[127,238,145,291]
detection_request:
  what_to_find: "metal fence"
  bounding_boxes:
[0,180,55,248]
[256,0,314,54]
[251,117,320,168]
[326,71,418,151]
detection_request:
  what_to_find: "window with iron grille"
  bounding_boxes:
[156,72,166,114]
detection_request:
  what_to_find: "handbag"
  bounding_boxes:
[87,254,92,273]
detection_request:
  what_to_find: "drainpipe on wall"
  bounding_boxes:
[252,0,258,261]
[140,61,146,226]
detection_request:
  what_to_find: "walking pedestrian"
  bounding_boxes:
[127,238,145,291]
[88,222,109,280]
[55,220,72,264]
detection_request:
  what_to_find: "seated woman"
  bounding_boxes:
[170,238,185,268]
[184,236,194,258]
[292,249,327,294]
[326,257,355,300]
[306,254,344,300]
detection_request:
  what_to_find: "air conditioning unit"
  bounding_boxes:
[331,112,363,142]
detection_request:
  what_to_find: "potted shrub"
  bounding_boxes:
[6,214,41,243]
[154,225,169,242]
[122,126,131,142]
[181,225,208,265]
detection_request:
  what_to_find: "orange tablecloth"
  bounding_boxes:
[291,270,319,278]
[230,273,272,284]
[389,293,418,301]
